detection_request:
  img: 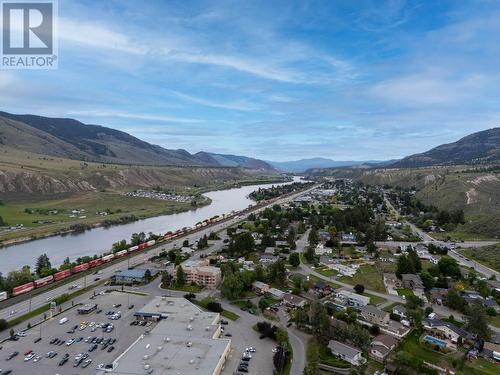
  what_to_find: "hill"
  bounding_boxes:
[268,157,391,173]
[0,111,275,171]
[195,151,275,171]
[392,127,500,168]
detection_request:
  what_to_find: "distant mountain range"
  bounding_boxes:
[0,111,276,171]
[267,158,392,173]
[392,127,500,168]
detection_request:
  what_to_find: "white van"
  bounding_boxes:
[59,317,68,325]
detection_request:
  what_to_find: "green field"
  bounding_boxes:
[0,191,208,244]
[339,264,386,293]
[459,244,500,273]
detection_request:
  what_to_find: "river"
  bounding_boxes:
[0,178,300,274]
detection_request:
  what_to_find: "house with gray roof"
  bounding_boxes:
[328,340,366,366]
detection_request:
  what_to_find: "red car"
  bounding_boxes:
[24,350,32,356]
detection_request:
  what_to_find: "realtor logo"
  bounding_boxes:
[1,0,58,69]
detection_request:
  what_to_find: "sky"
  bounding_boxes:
[1,0,500,162]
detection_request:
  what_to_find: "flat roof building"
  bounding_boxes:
[113,296,231,375]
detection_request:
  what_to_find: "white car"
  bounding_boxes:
[24,353,36,361]
[66,339,76,346]
[16,331,26,337]
[33,355,42,363]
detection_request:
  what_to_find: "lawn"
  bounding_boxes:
[315,267,338,278]
[397,288,415,298]
[366,293,386,306]
[339,264,386,293]
[307,274,341,289]
[459,244,500,273]
[161,283,203,293]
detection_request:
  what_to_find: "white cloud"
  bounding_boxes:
[168,90,260,112]
[65,110,202,124]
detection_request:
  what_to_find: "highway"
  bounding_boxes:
[0,184,319,322]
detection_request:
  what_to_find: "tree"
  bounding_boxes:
[161,271,172,287]
[354,284,365,294]
[182,239,189,247]
[438,256,461,278]
[268,260,287,286]
[175,266,185,287]
[0,318,7,331]
[309,302,330,338]
[304,245,315,263]
[221,273,245,300]
[289,253,300,267]
[9,328,14,338]
[465,301,492,341]
[308,228,319,246]
[0,215,6,226]
[35,253,51,276]
[420,270,435,290]
[144,269,152,281]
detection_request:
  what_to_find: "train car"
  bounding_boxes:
[73,263,90,273]
[53,269,72,281]
[128,245,139,253]
[146,240,156,247]
[138,242,148,250]
[115,250,127,258]
[0,291,7,301]
[101,254,115,263]
[89,259,103,268]
[34,275,54,288]
[12,282,35,296]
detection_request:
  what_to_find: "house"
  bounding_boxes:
[401,274,424,290]
[252,281,269,295]
[383,273,402,295]
[315,243,331,255]
[340,232,356,242]
[319,255,335,265]
[370,334,398,362]
[282,293,307,308]
[381,320,411,339]
[335,289,370,308]
[330,264,356,277]
[259,254,279,265]
[330,316,348,331]
[392,305,407,319]
[268,287,286,300]
[360,305,390,326]
[422,318,473,345]
[429,288,448,305]
[318,231,332,242]
[481,342,500,362]
[264,247,275,255]
[328,340,366,366]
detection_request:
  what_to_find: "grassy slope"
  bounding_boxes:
[459,244,500,273]
[342,166,500,239]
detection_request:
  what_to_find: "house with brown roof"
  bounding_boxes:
[282,293,307,308]
[370,334,398,362]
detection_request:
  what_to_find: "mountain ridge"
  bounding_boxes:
[0,111,276,171]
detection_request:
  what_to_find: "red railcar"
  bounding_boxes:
[72,263,90,273]
[12,282,35,296]
[89,259,103,268]
[34,275,54,288]
[138,243,148,250]
[53,269,72,281]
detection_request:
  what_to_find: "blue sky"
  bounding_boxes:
[1,0,500,161]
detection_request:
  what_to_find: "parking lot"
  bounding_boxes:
[220,311,276,375]
[0,291,152,375]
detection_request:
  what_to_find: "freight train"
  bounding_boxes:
[3,213,231,300]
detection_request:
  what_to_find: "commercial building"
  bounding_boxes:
[177,259,221,288]
[113,296,231,375]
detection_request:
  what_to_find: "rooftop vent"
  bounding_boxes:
[189,359,195,364]
[164,337,171,343]
[186,342,193,347]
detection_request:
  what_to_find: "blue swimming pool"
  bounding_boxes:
[424,335,448,347]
